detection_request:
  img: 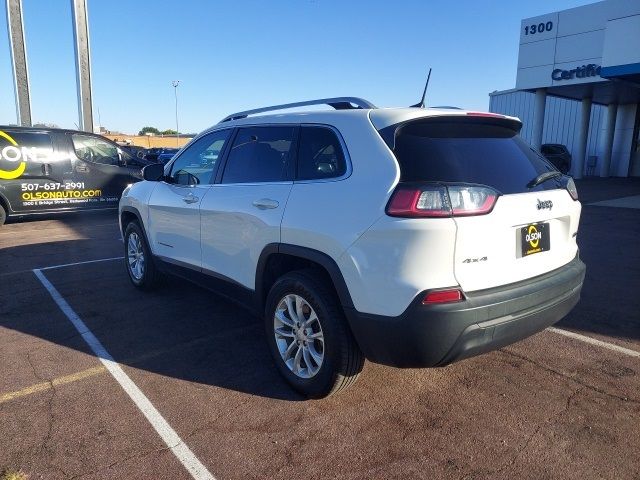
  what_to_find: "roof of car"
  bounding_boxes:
[0,125,104,135]
[208,106,521,133]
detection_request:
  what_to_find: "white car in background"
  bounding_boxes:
[119,97,586,398]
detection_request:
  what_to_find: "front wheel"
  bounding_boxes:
[0,203,6,226]
[123,221,160,290]
[265,270,364,398]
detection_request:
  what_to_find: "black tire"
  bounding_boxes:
[123,221,161,290]
[265,269,364,398]
[0,203,6,226]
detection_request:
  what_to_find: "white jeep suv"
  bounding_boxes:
[119,97,586,398]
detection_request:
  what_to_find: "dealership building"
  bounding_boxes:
[489,0,640,178]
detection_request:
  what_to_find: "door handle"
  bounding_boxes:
[252,198,279,209]
[183,193,199,204]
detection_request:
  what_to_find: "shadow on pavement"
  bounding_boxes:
[0,239,302,401]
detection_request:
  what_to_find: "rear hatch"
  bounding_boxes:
[377,112,581,292]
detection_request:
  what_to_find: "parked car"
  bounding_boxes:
[157,148,180,164]
[143,148,164,162]
[0,126,148,225]
[541,144,572,174]
[119,97,585,398]
[121,145,148,159]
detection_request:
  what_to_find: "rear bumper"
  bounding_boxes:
[344,255,586,368]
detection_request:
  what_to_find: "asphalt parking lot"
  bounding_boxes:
[1,178,639,480]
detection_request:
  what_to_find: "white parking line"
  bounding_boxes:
[33,268,216,480]
[38,256,124,271]
[548,327,640,358]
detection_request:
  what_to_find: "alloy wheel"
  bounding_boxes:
[127,232,145,281]
[273,294,325,378]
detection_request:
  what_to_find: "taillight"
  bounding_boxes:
[422,289,464,304]
[566,177,578,201]
[386,185,450,217]
[387,185,498,218]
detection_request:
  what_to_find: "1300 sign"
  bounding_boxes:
[524,21,553,35]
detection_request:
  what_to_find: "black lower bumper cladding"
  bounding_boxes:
[345,256,586,368]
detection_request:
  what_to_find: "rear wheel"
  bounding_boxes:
[265,270,364,398]
[124,221,161,290]
[0,203,6,226]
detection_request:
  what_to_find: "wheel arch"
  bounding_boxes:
[256,244,355,313]
[119,206,154,254]
[0,191,9,224]
[0,191,11,215]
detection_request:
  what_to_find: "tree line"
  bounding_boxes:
[138,126,179,136]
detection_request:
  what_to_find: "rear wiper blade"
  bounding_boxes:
[527,170,562,189]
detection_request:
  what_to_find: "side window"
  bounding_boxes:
[296,126,347,180]
[0,131,54,175]
[221,126,295,184]
[169,129,231,185]
[71,134,119,166]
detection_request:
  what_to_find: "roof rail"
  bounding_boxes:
[219,97,376,123]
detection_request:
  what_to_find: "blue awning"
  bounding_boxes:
[600,63,640,84]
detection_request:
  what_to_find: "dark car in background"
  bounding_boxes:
[157,148,180,164]
[143,148,165,162]
[121,144,148,159]
[541,144,572,174]
[0,126,148,225]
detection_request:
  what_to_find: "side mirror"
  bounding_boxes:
[116,149,127,167]
[142,163,165,181]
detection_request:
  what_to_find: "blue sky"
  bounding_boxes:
[1,0,592,134]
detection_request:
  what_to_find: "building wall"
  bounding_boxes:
[516,0,640,90]
[489,90,606,176]
[104,135,192,148]
[608,104,638,176]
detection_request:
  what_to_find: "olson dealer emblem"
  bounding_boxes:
[521,222,550,256]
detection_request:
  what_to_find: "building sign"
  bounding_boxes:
[551,64,601,81]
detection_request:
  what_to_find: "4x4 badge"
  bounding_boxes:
[537,199,553,210]
[462,257,487,264]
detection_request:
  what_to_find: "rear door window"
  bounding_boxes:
[221,126,295,184]
[296,126,347,180]
[0,130,54,176]
[390,119,560,194]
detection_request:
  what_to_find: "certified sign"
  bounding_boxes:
[552,64,601,81]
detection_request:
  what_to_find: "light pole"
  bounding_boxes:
[171,80,180,146]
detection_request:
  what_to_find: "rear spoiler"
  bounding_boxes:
[376,113,523,151]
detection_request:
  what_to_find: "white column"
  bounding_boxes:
[574,98,592,179]
[6,0,32,126]
[71,0,94,132]
[531,89,546,150]
[600,103,618,177]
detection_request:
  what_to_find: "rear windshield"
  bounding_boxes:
[389,120,562,194]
